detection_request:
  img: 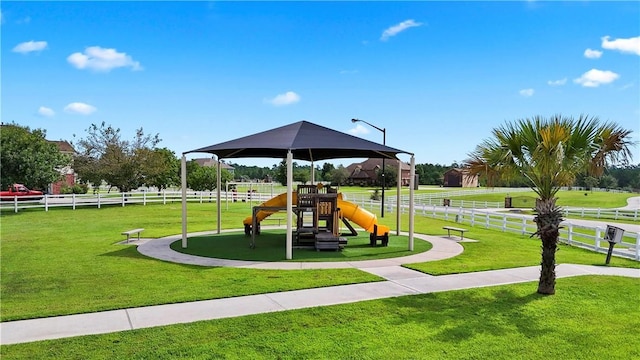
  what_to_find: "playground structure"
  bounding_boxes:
[243,184,390,250]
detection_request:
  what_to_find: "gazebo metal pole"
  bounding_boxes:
[409,155,415,251]
[397,159,401,236]
[286,150,293,260]
[217,157,221,234]
[181,154,188,248]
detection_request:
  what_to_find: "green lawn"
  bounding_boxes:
[1,200,639,359]
[2,276,638,359]
[447,189,635,208]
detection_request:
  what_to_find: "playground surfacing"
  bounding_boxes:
[137,228,465,269]
[169,230,433,262]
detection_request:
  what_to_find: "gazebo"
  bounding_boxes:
[180,120,416,259]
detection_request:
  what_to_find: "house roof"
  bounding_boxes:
[49,140,75,154]
[186,120,410,162]
[193,158,234,170]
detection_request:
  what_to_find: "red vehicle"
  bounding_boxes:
[0,184,44,201]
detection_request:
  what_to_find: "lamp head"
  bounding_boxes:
[351,118,359,123]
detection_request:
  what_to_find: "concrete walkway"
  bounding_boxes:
[2,263,638,345]
[2,229,638,345]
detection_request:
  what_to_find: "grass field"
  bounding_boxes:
[2,276,638,359]
[1,198,638,357]
[446,189,634,208]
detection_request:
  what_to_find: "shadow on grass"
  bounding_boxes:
[383,287,549,342]
[169,230,433,262]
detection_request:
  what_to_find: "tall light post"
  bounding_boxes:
[351,118,386,218]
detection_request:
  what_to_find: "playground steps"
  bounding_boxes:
[315,232,347,251]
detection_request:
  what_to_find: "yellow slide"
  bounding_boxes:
[243,192,389,236]
[337,195,390,236]
[242,192,296,225]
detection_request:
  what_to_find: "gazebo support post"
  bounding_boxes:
[216,156,221,234]
[181,154,188,248]
[409,155,415,251]
[286,150,293,260]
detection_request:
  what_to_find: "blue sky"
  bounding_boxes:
[2,1,639,168]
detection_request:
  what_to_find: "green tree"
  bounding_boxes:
[329,165,350,186]
[73,123,160,192]
[321,163,335,181]
[186,160,233,191]
[0,123,70,190]
[143,148,180,190]
[583,176,599,191]
[378,165,398,188]
[466,115,634,295]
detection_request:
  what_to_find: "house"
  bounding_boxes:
[48,140,77,194]
[443,168,478,188]
[346,158,412,186]
[193,157,235,175]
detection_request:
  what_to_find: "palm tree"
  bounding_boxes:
[465,115,634,295]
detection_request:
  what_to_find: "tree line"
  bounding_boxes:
[1,122,638,193]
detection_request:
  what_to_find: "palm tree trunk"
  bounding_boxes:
[533,198,563,295]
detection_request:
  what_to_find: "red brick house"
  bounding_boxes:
[443,168,478,188]
[346,158,412,186]
[48,140,77,194]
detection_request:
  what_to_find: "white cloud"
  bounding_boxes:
[519,88,535,97]
[12,40,48,54]
[348,124,370,136]
[601,36,640,56]
[547,78,567,86]
[37,106,55,117]
[574,69,619,87]
[265,91,300,106]
[64,102,97,115]
[67,46,142,72]
[583,48,602,59]
[380,19,423,41]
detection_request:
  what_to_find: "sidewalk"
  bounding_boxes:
[2,258,638,345]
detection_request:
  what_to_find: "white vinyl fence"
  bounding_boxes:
[2,190,637,261]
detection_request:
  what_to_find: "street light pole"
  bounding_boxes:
[351,118,386,218]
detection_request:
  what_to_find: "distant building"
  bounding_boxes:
[346,158,412,186]
[443,168,478,188]
[193,157,235,175]
[48,140,77,194]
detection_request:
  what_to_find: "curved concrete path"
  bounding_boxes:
[3,230,638,346]
[137,228,465,270]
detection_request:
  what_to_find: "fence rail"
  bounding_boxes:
[2,190,637,261]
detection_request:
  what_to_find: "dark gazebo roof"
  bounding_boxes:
[186,120,409,161]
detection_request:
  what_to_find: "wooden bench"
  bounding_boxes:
[443,226,467,240]
[122,228,144,243]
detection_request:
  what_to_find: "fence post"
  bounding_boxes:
[143,192,146,206]
[596,208,600,218]
[98,193,101,209]
[502,215,507,232]
[615,209,619,220]
[471,209,475,226]
[45,194,49,212]
[521,218,527,235]
[14,196,18,213]
[122,193,126,207]
[485,212,489,229]
[635,233,640,261]
[567,223,573,245]
[594,227,601,252]
[444,206,449,221]
[72,194,76,210]
[432,205,436,218]
[163,190,167,205]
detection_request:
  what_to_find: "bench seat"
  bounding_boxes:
[122,228,144,242]
[443,226,467,240]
